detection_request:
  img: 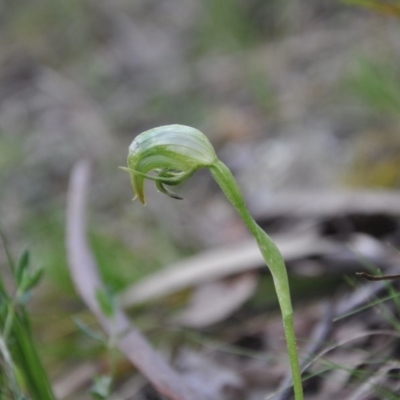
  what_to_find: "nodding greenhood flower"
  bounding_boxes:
[123,124,304,399]
[121,124,217,204]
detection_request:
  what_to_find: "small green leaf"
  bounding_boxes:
[96,288,117,318]
[16,250,30,285]
[24,268,44,292]
[18,267,44,296]
[90,375,112,399]
[73,318,106,344]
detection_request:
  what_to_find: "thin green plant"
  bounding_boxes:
[122,124,304,400]
[0,231,55,400]
[0,230,121,400]
[353,249,400,331]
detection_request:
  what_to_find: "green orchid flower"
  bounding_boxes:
[121,124,217,204]
[123,124,304,400]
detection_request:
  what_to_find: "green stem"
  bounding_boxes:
[210,160,303,400]
[3,303,16,343]
[0,333,22,399]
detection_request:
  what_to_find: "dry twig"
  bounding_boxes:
[66,159,206,400]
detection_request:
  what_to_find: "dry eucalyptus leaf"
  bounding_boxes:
[121,232,339,307]
[174,273,258,328]
[175,349,244,400]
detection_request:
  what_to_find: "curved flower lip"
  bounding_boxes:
[124,124,217,204]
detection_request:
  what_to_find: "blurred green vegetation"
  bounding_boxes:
[346,59,400,118]
[345,131,400,187]
[3,0,100,65]
[344,58,400,187]
[25,210,184,293]
[343,0,400,18]
[1,1,400,396]
[197,0,258,52]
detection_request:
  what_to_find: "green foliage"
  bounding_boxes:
[197,0,257,52]
[74,318,107,344]
[247,68,276,113]
[89,231,166,291]
[0,234,56,400]
[346,59,400,117]
[16,250,44,298]
[0,135,21,174]
[26,211,173,294]
[0,232,121,400]
[3,0,97,65]
[343,58,400,188]
[345,131,400,188]
[90,375,112,400]
[26,213,74,293]
[342,0,400,18]
[95,287,117,319]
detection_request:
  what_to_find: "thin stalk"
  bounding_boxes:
[210,160,303,400]
[0,333,22,399]
[0,229,16,272]
[356,272,400,281]
[9,310,56,400]
[3,303,15,342]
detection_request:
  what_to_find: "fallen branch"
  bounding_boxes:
[66,159,205,400]
[250,190,400,218]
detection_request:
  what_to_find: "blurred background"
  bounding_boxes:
[1,0,400,398]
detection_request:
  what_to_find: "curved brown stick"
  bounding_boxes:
[66,159,205,400]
